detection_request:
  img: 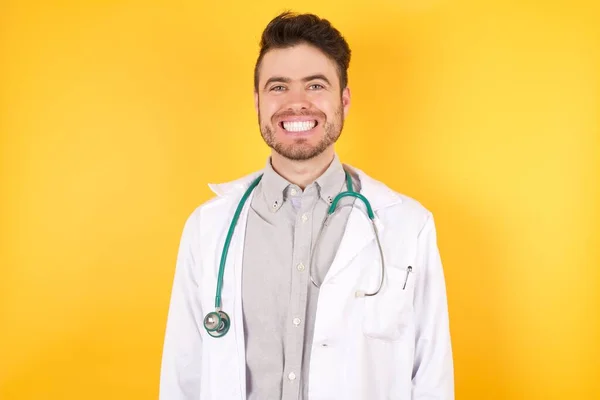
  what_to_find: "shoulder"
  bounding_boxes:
[180,170,262,232]
[349,165,434,232]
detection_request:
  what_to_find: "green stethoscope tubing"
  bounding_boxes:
[214,175,263,311]
[204,169,383,337]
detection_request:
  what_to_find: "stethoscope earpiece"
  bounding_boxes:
[203,310,230,338]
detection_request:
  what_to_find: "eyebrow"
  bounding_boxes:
[263,74,332,90]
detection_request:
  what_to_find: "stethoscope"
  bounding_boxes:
[203,170,385,338]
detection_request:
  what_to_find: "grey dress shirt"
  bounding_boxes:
[241,154,359,400]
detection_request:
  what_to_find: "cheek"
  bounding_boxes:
[314,100,338,119]
[312,93,340,110]
[259,101,281,122]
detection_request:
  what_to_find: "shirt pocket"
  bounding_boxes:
[361,263,415,341]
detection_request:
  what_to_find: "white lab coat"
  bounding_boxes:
[159,164,454,400]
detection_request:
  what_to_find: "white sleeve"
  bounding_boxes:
[159,212,204,399]
[411,212,455,399]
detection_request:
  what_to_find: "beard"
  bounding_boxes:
[258,103,344,161]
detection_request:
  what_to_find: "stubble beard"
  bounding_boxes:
[258,103,344,161]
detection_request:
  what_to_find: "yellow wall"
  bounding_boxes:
[1,0,598,398]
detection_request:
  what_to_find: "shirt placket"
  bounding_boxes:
[282,186,316,400]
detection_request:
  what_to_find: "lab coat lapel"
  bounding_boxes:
[321,166,401,285]
[208,177,258,400]
[231,191,254,400]
[321,205,381,285]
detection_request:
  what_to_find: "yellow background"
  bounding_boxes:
[1,0,598,398]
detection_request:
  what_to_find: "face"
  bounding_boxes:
[254,43,351,161]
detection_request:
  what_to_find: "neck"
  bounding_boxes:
[270,147,335,190]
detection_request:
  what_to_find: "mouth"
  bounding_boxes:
[279,120,319,133]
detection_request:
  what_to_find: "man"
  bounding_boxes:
[159,11,454,400]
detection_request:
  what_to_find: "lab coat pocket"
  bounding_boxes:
[362,264,414,341]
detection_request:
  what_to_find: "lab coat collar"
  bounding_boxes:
[207,163,403,213]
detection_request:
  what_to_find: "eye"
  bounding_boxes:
[270,85,286,92]
[309,83,324,90]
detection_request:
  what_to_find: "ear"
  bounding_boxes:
[342,86,351,119]
[254,91,259,115]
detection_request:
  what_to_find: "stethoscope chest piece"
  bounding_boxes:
[203,310,230,338]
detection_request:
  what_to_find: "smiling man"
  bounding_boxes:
[160,11,454,400]
[256,43,348,171]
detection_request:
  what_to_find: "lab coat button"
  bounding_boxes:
[301,214,308,223]
[296,263,305,271]
[293,317,301,326]
[288,372,296,381]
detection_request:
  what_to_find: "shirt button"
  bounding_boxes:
[293,317,301,326]
[288,372,296,381]
[291,188,297,196]
[296,263,305,271]
[301,214,308,223]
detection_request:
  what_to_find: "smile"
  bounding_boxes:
[280,120,318,132]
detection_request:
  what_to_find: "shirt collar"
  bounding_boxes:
[260,157,291,212]
[260,154,347,212]
[208,164,403,219]
[314,154,347,205]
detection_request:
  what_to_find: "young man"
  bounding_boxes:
[160,11,454,400]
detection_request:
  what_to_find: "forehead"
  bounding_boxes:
[258,43,339,86]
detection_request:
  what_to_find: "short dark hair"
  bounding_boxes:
[254,11,351,93]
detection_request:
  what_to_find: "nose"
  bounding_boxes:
[284,87,310,111]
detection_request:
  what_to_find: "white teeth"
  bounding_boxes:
[282,120,316,132]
